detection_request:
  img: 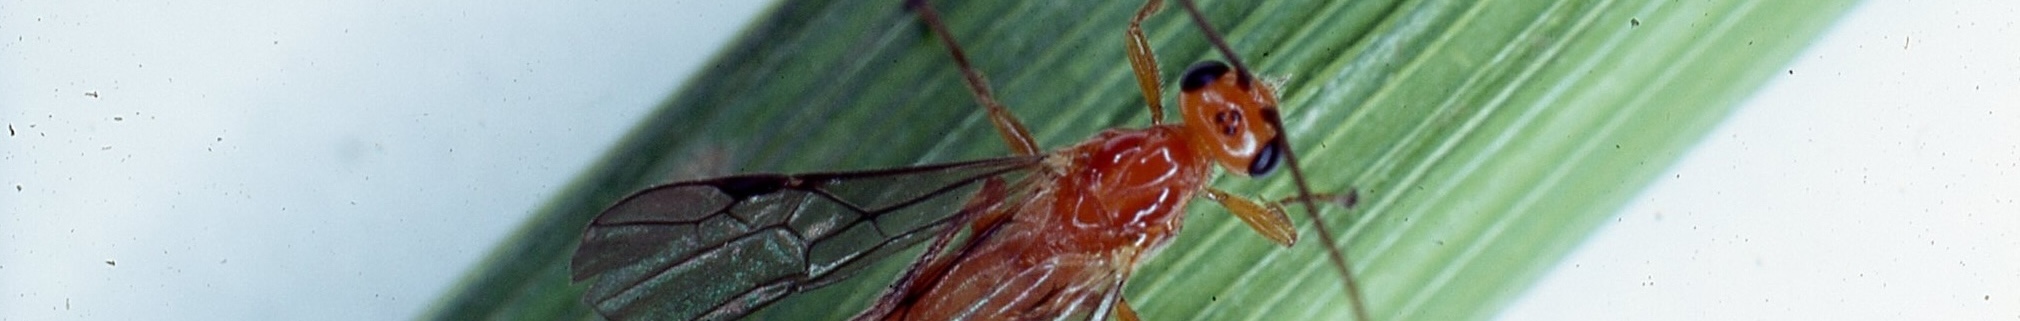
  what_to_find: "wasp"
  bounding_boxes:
[571,1,1370,320]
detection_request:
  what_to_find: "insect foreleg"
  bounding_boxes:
[1124,0,1168,125]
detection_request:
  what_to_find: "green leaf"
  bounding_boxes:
[423,0,1857,320]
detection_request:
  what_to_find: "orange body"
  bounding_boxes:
[881,126,1209,321]
[861,59,1290,320]
[572,2,1372,320]
[855,5,1304,318]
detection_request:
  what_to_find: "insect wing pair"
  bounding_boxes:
[570,1,1369,320]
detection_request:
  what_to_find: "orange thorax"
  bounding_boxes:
[1044,125,1211,264]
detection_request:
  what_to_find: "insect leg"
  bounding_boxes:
[1201,187,1298,247]
[1111,296,1143,321]
[1176,0,1370,317]
[1273,190,1359,212]
[1123,0,1167,125]
[1202,187,1364,248]
[1257,108,1372,321]
[906,0,1041,156]
[852,177,1012,321]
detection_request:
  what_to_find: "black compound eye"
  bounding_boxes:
[1180,61,1230,92]
[1247,138,1285,177]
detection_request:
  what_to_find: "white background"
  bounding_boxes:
[1501,0,2018,319]
[1,0,2013,320]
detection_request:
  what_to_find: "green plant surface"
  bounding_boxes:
[424,0,1857,320]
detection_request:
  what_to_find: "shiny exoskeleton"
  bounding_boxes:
[864,62,1287,320]
[571,0,1371,320]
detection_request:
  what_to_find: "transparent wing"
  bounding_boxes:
[571,155,1044,321]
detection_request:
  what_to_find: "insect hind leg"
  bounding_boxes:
[905,0,1041,156]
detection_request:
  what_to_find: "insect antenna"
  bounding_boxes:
[1176,1,1373,320]
[1176,0,1252,89]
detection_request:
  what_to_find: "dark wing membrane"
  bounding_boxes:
[571,155,1044,321]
